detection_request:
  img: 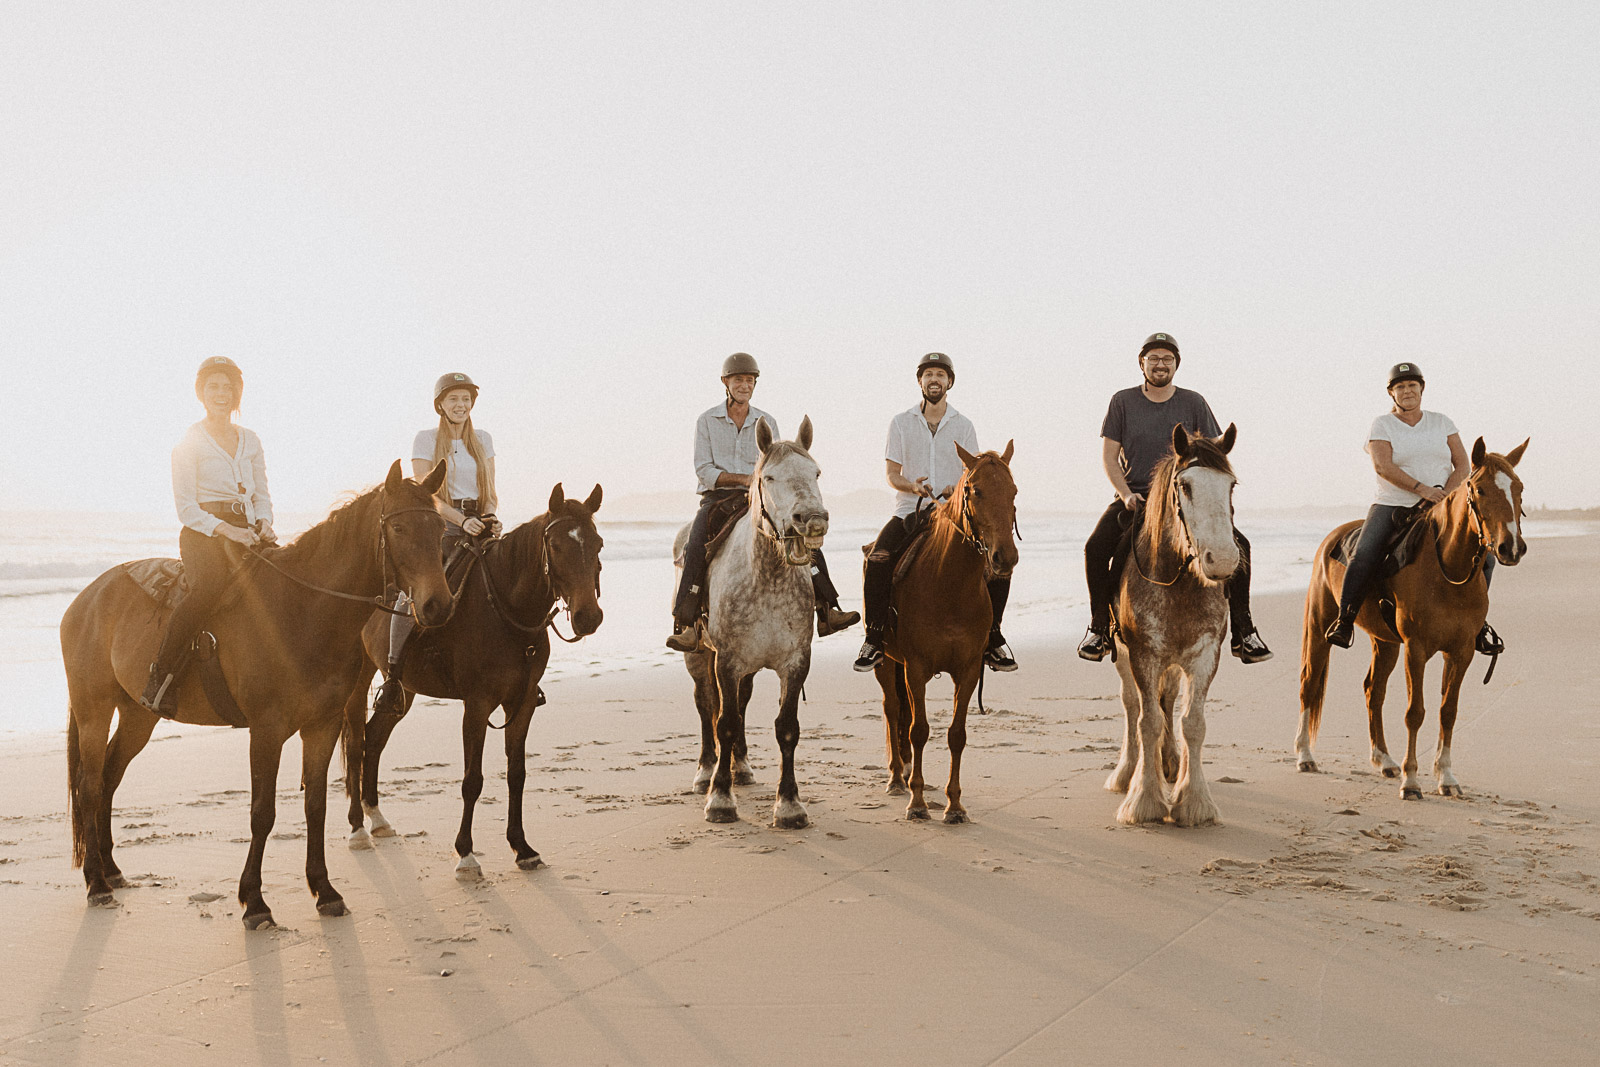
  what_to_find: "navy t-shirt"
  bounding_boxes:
[1101,386,1222,495]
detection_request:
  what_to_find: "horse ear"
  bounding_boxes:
[797,415,813,451]
[1000,439,1014,465]
[1505,437,1529,467]
[1172,423,1192,457]
[755,418,774,454]
[1471,436,1487,467]
[1220,423,1237,454]
[955,442,978,469]
[385,460,405,495]
[584,483,603,513]
[549,483,565,513]
[419,460,448,496]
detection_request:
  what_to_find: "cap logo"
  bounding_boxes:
[1398,364,1411,371]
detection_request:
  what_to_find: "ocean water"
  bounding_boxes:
[3,508,1591,740]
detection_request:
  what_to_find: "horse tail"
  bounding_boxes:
[67,707,86,869]
[1298,569,1332,742]
[340,688,364,803]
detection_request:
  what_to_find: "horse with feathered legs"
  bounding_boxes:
[61,462,453,926]
[872,442,1018,823]
[1297,437,1528,799]
[673,417,829,828]
[1104,424,1240,827]
[343,483,605,877]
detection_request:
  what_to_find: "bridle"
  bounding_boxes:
[1131,461,1226,588]
[1432,481,1494,586]
[753,470,817,567]
[943,459,1015,581]
[463,513,600,642]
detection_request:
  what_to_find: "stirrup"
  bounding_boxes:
[1475,622,1504,656]
[373,675,407,717]
[984,639,1018,672]
[139,665,178,718]
[1231,628,1274,663]
[1324,617,1355,649]
[1077,628,1112,663]
[853,639,885,672]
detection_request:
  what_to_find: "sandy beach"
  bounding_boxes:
[1,534,1596,1065]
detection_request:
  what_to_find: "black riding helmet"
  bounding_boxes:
[194,356,244,405]
[433,372,479,415]
[1139,333,1180,364]
[916,352,955,384]
[1387,362,1425,389]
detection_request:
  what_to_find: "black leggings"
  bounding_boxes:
[861,513,1011,638]
[153,525,240,671]
[1084,498,1255,635]
[672,490,841,624]
[1337,503,1495,619]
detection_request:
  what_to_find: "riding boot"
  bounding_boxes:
[817,603,861,637]
[983,577,1017,671]
[1324,610,1357,649]
[139,663,180,718]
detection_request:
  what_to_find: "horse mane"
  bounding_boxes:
[272,483,383,566]
[1141,437,1235,569]
[935,451,1005,525]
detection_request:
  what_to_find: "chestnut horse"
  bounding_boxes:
[342,483,605,877]
[1104,425,1239,827]
[873,441,1018,823]
[61,462,453,926]
[1296,437,1529,799]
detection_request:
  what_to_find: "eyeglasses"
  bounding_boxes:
[1143,356,1176,365]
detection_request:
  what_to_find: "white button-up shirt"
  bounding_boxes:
[171,421,273,536]
[885,404,979,518]
[694,401,779,494]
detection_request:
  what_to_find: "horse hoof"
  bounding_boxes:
[733,771,757,787]
[454,854,483,880]
[705,805,739,824]
[691,777,711,796]
[772,811,810,830]
[1297,760,1318,773]
[87,890,117,908]
[370,824,397,838]
[1381,767,1400,780]
[242,912,276,931]
[1401,787,1423,801]
[516,854,545,871]
[317,899,349,918]
[106,873,128,889]
[885,782,906,796]
[906,807,931,821]
[943,810,968,825]
[348,828,373,851]
[1438,784,1463,798]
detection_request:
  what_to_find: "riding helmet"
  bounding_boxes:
[1387,362,1425,389]
[916,352,955,384]
[1139,333,1180,361]
[721,352,760,378]
[194,356,244,403]
[433,372,479,414]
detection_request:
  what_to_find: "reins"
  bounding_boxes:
[1130,468,1197,587]
[1430,491,1490,586]
[753,476,814,567]
[461,515,594,643]
[243,502,442,616]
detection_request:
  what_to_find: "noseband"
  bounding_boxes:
[1131,460,1221,587]
[1433,482,1494,586]
[753,472,816,567]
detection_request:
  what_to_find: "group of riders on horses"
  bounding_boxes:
[138,334,1502,718]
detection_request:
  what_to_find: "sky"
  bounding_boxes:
[3,2,1596,524]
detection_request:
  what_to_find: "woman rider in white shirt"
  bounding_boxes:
[140,357,276,715]
[372,373,502,716]
[1325,362,1501,653]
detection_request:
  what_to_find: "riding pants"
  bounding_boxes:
[672,489,842,626]
[386,524,467,670]
[861,514,1011,639]
[152,524,242,674]
[1336,503,1495,620]
[1084,498,1256,636]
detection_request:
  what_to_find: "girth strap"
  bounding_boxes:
[193,631,249,728]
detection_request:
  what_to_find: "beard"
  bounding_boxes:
[1142,367,1174,388]
[921,382,947,405]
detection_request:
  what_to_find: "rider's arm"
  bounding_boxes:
[1101,437,1139,506]
[886,460,931,498]
[1443,433,1469,493]
[246,430,273,528]
[172,434,223,537]
[1370,440,1443,502]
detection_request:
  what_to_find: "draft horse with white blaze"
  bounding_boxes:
[1104,424,1240,827]
[872,442,1018,822]
[676,416,829,828]
[1297,437,1529,799]
[61,462,454,926]
[343,483,605,877]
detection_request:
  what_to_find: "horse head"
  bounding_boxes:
[545,482,606,636]
[1469,436,1529,566]
[953,440,1019,579]
[382,460,454,627]
[1156,424,1239,584]
[752,416,828,566]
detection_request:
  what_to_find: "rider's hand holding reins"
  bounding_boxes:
[216,523,259,546]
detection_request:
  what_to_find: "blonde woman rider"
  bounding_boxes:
[373,372,501,715]
[140,356,275,716]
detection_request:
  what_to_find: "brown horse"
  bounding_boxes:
[873,441,1018,822]
[342,483,605,877]
[61,462,454,926]
[1297,437,1529,799]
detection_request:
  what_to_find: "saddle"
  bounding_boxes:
[673,494,751,569]
[122,558,187,611]
[1327,505,1430,637]
[119,558,247,728]
[861,505,936,587]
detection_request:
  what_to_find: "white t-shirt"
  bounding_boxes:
[885,404,979,519]
[412,428,495,502]
[1367,410,1458,506]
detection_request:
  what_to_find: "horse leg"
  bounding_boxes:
[68,695,117,906]
[299,716,348,917]
[1170,656,1222,827]
[904,668,932,821]
[874,660,908,794]
[1104,650,1140,793]
[1434,649,1470,797]
[1117,659,1172,825]
[1296,606,1334,772]
[98,702,158,888]
[239,729,287,929]
[504,693,544,869]
[341,678,375,849]
[942,670,978,824]
[732,673,757,786]
[360,690,413,839]
[1397,643,1430,800]
[454,700,493,878]
[1159,671,1181,784]
[704,654,742,823]
[1365,639,1403,778]
[771,669,809,829]
[689,652,717,794]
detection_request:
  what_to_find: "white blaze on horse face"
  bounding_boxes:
[1493,472,1524,551]
[1180,467,1239,581]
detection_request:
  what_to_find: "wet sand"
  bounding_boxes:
[1,535,1596,1065]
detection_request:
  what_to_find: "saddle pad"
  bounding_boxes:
[121,558,186,611]
[1328,512,1428,580]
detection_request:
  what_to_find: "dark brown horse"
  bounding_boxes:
[1297,437,1529,799]
[343,483,605,876]
[873,441,1018,822]
[61,462,453,926]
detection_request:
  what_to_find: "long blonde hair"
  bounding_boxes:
[432,414,497,513]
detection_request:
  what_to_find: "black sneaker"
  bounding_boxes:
[853,639,885,672]
[1475,622,1504,655]
[1231,628,1274,663]
[1324,617,1355,648]
[139,665,177,718]
[1077,628,1112,662]
[984,644,1018,672]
